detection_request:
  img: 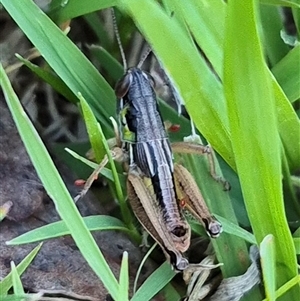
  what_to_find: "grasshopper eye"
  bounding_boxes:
[142,71,156,88]
[115,72,133,98]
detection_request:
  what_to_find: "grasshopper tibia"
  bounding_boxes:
[171,142,230,191]
[174,163,222,238]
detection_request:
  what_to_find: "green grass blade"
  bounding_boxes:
[259,0,300,8]
[223,1,299,300]
[49,0,117,24]
[173,0,226,77]
[0,64,119,299]
[270,71,300,172]
[260,235,276,301]
[118,252,129,301]
[262,275,300,301]
[0,244,42,296]
[7,216,129,245]
[79,93,106,163]
[215,215,256,244]
[131,262,176,301]
[10,262,24,297]
[294,239,300,254]
[64,147,127,185]
[16,54,78,103]
[260,4,290,66]
[272,44,300,103]
[1,0,115,136]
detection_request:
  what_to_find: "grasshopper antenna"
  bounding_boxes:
[111,8,127,71]
[137,46,152,69]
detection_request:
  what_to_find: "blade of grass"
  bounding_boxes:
[260,4,290,66]
[118,252,129,301]
[79,93,106,163]
[49,0,117,24]
[15,54,78,103]
[272,44,300,103]
[64,147,127,185]
[10,262,24,297]
[131,262,176,301]
[260,235,276,301]
[7,216,129,245]
[1,0,115,136]
[223,1,299,300]
[262,275,300,301]
[0,244,42,295]
[0,63,119,300]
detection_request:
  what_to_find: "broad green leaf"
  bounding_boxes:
[223,1,299,300]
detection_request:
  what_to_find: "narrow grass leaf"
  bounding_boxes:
[49,0,117,24]
[16,54,78,103]
[79,93,106,163]
[260,4,290,66]
[131,262,176,301]
[118,252,129,301]
[224,1,299,299]
[292,5,300,33]
[0,64,119,299]
[1,0,115,136]
[7,216,129,245]
[293,238,300,254]
[90,45,124,81]
[272,44,300,103]
[83,13,111,49]
[64,147,127,185]
[173,0,226,77]
[215,215,256,244]
[270,71,300,172]
[0,244,42,296]
[260,235,276,301]
[260,0,300,7]
[262,275,300,301]
[10,262,24,296]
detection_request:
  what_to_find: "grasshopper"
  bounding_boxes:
[77,9,225,270]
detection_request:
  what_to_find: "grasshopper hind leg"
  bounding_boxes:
[171,142,230,191]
